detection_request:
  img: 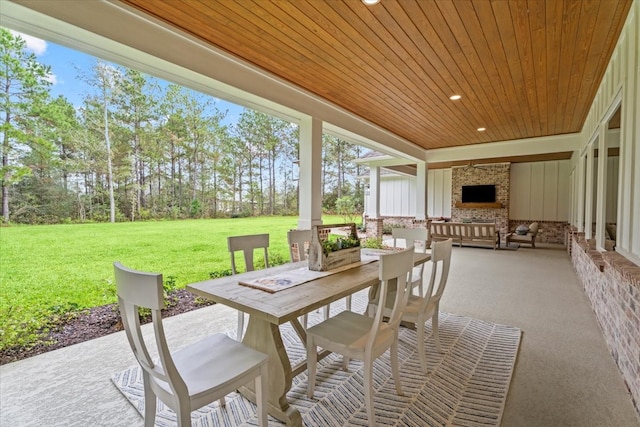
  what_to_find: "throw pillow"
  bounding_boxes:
[515,224,529,235]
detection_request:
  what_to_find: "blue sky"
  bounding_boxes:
[13,30,246,126]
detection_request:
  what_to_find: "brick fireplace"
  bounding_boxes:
[451,163,510,239]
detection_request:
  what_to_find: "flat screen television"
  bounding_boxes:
[461,185,496,203]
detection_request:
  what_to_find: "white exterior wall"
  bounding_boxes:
[427,169,452,218]
[510,160,571,221]
[378,176,416,217]
[577,1,639,263]
[370,169,452,219]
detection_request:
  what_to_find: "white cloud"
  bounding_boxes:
[45,73,58,85]
[10,30,47,56]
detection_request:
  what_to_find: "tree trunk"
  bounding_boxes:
[2,112,10,222]
[104,96,115,223]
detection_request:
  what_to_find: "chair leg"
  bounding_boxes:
[432,312,441,353]
[256,364,269,427]
[307,337,317,398]
[218,397,226,407]
[417,318,427,374]
[363,354,376,426]
[237,310,245,340]
[323,304,330,320]
[345,295,352,311]
[391,337,403,396]
[176,405,191,427]
[300,314,308,329]
[367,303,374,317]
[342,356,350,371]
[143,375,157,427]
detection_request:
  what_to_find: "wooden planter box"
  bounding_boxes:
[308,223,361,271]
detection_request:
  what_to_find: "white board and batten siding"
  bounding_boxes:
[370,169,452,219]
[371,169,451,219]
[510,160,571,221]
[427,169,452,218]
[378,176,415,217]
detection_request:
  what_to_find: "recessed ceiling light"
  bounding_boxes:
[477,127,486,132]
[362,0,381,4]
[449,95,462,100]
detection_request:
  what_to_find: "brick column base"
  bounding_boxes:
[365,217,384,239]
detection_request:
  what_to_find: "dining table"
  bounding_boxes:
[187,249,430,426]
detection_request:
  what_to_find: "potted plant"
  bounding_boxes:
[309,223,361,271]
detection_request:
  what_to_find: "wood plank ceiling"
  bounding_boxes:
[120,0,631,151]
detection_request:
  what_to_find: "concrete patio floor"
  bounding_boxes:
[1,243,638,426]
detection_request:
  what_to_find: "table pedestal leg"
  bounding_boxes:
[239,316,302,427]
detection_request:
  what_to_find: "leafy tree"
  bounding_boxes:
[77,99,111,221]
[80,61,122,222]
[43,96,83,191]
[235,110,265,215]
[335,195,359,224]
[158,84,188,215]
[11,95,82,223]
[113,68,159,221]
[0,29,53,222]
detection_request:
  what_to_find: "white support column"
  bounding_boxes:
[415,161,427,221]
[577,155,586,232]
[595,123,608,250]
[298,116,323,230]
[584,145,595,239]
[569,171,574,226]
[367,166,380,218]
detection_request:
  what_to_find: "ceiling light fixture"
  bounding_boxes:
[449,95,461,100]
[477,127,486,132]
[362,0,381,5]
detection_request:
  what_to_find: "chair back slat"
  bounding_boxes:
[287,229,311,262]
[391,227,428,252]
[114,262,164,310]
[228,233,270,273]
[366,247,415,351]
[420,238,453,311]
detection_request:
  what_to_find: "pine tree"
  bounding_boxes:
[0,29,53,222]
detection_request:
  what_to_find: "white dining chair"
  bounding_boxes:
[114,262,269,427]
[287,229,350,326]
[287,229,310,263]
[391,227,429,295]
[228,233,269,340]
[368,238,453,373]
[306,246,415,426]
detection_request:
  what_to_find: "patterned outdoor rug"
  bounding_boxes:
[112,292,521,426]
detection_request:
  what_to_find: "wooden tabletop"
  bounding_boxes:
[187,252,430,326]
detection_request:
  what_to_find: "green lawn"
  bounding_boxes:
[0,215,349,351]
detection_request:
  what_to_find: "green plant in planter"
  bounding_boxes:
[321,235,361,255]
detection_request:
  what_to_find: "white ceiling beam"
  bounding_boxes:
[425,133,580,163]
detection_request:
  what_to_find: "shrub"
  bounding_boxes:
[335,196,360,224]
[361,237,384,249]
[209,269,233,279]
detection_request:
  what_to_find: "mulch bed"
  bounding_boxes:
[0,289,214,365]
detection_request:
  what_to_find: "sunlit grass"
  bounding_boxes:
[0,215,349,351]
